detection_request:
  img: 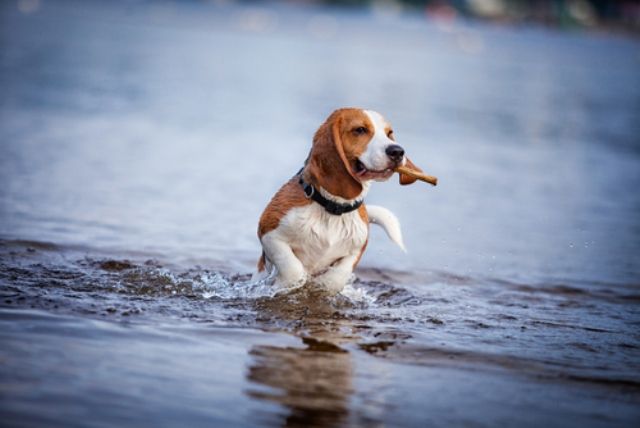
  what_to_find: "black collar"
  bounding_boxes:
[298,176,363,216]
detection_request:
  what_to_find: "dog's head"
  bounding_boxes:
[305,108,424,199]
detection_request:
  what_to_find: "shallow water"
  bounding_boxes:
[1,1,640,427]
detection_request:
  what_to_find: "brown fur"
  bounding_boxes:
[304,108,374,200]
[257,252,266,272]
[257,178,312,239]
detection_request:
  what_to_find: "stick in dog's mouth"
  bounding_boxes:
[394,165,438,186]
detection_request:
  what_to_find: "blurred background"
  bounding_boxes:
[325,0,640,34]
[1,0,638,285]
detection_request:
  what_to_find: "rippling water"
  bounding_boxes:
[1,1,639,427]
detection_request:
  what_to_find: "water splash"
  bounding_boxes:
[194,270,281,300]
[193,270,375,305]
[339,280,376,305]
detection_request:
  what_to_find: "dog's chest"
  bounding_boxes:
[278,203,368,273]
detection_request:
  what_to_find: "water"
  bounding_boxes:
[1,1,639,426]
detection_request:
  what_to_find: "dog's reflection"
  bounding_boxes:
[247,337,352,428]
[246,288,358,428]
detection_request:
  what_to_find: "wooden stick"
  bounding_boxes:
[395,166,438,186]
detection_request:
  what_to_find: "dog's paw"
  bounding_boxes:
[273,271,308,293]
[313,269,354,295]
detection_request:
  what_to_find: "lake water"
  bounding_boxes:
[1,1,639,427]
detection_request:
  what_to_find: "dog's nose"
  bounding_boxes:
[385,144,405,163]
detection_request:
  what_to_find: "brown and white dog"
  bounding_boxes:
[256,108,423,293]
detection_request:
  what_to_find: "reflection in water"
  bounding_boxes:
[246,288,361,428]
[247,339,352,428]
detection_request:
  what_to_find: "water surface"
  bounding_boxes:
[1,1,639,426]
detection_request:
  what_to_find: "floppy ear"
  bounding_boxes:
[399,157,423,185]
[306,112,363,199]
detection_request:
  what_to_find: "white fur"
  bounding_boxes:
[260,202,368,293]
[359,110,395,174]
[260,202,406,293]
[367,205,406,252]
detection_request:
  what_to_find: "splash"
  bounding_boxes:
[193,269,375,305]
[340,282,376,305]
[194,271,279,300]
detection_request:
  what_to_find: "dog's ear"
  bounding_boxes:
[306,111,362,199]
[330,113,363,183]
[399,157,423,185]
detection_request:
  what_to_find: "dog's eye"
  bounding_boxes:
[353,127,368,136]
[387,129,394,138]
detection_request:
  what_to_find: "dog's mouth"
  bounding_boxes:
[353,159,395,181]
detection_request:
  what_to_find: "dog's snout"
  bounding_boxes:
[385,144,405,162]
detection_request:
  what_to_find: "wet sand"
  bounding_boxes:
[1,0,640,426]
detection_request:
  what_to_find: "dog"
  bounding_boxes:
[256,108,423,293]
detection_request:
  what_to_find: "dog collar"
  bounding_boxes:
[298,176,362,216]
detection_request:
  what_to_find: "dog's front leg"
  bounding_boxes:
[261,233,307,288]
[313,251,360,294]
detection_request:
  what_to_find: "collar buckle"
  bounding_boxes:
[302,182,314,199]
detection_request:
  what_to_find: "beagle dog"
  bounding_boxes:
[256,108,423,293]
